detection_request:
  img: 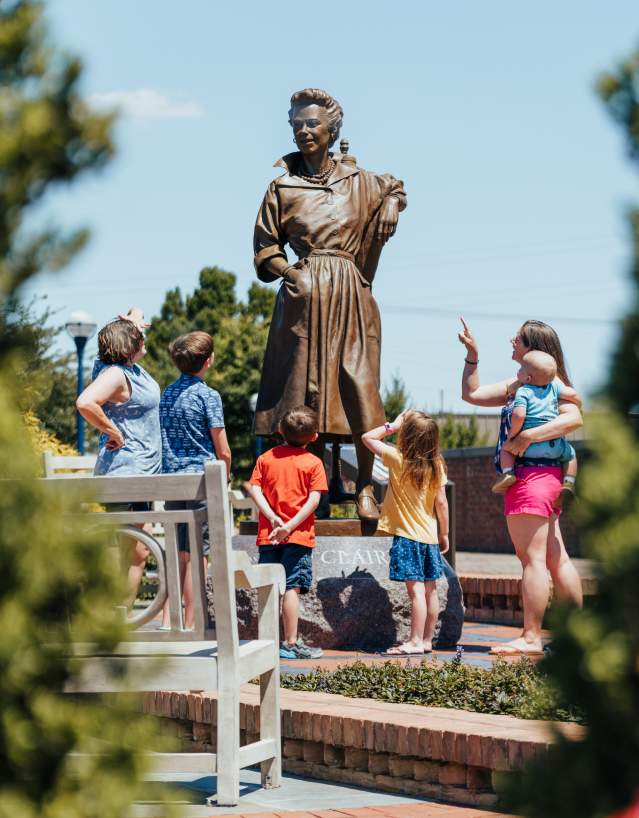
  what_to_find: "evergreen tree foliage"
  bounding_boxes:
[144,267,275,478]
[507,44,639,818]
[438,413,483,449]
[598,52,639,418]
[0,0,114,301]
[382,371,409,419]
[1,296,97,448]
[0,3,171,815]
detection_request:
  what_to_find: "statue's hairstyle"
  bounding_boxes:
[288,88,343,147]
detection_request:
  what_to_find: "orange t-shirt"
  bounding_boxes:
[249,445,328,548]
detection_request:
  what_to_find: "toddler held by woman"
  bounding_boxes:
[493,350,580,507]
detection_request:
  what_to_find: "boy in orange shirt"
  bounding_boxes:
[248,406,327,659]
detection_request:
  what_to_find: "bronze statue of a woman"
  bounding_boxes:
[253,88,407,520]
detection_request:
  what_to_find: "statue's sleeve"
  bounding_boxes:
[355,171,407,284]
[253,181,288,283]
[377,173,407,211]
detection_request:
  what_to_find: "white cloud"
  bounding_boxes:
[88,88,205,120]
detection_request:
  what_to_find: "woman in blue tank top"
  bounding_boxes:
[76,316,161,608]
[77,318,161,475]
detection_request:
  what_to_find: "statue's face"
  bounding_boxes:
[290,104,331,157]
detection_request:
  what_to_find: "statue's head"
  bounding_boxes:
[288,88,343,157]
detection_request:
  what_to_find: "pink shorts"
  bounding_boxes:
[504,465,563,518]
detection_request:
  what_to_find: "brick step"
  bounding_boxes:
[459,573,598,625]
[143,686,583,810]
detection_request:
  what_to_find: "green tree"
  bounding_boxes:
[1,296,97,448]
[0,3,170,815]
[382,371,409,419]
[438,413,483,449]
[0,0,113,302]
[507,43,639,818]
[144,267,276,478]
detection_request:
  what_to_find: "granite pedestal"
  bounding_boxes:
[208,532,465,650]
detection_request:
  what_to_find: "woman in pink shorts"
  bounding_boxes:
[459,318,584,655]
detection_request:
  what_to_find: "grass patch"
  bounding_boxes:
[281,653,583,723]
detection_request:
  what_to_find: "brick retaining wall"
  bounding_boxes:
[444,445,583,556]
[459,573,598,624]
[144,686,584,809]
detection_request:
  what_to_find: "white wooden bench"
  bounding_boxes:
[42,450,96,477]
[43,451,257,531]
[46,461,284,807]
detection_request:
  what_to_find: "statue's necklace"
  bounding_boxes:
[297,158,335,185]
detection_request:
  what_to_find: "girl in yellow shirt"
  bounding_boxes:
[362,411,450,655]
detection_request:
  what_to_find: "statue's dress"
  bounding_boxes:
[253,152,407,437]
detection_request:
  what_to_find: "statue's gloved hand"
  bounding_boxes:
[282,264,302,283]
[282,261,311,298]
[377,196,400,243]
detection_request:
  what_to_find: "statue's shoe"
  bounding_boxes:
[356,486,380,521]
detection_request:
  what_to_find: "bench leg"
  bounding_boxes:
[258,584,282,789]
[213,685,240,806]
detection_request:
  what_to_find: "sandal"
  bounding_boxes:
[490,638,544,656]
[385,644,430,656]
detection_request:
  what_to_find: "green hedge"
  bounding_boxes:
[282,654,583,723]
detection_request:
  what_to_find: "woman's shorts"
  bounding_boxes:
[504,465,563,518]
[389,535,444,582]
[258,543,313,594]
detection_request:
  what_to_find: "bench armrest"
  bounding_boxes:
[234,552,285,594]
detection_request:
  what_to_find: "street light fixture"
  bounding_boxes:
[65,311,97,454]
[249,392,263,459]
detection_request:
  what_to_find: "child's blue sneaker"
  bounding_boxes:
[279,638,323,659]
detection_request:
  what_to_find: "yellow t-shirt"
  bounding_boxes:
[377,445,447,543]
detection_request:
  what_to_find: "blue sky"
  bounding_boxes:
[25,1,639,412]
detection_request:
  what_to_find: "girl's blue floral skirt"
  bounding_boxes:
[389,535,444,582]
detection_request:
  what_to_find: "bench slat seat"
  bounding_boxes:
[66,639,276,692]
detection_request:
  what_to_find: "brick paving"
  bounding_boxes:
[211,804,514,817]
[280,620,548,674]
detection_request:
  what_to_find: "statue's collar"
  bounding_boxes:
[273,152,359,188]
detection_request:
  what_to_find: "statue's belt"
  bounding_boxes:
[303,249,355,263]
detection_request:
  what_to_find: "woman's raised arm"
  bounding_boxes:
[458,317,513,407]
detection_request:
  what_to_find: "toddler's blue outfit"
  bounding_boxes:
[513,381,575,462]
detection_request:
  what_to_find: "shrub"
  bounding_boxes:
[281,654,583,723]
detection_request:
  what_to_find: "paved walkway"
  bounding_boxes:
[212,805,512,817]
[136,769,515,817]
[455,552,594,576]
[280,620,547,675]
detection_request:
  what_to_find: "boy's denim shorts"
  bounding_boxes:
[164,500,210,557]
[389,535,444,582]
[258,543,313,594]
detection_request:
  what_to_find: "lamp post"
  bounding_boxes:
[249,392,263,460]
[65,311,97,454]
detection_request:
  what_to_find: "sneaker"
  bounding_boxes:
[492,472,517,494]
[279,638,323,660]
